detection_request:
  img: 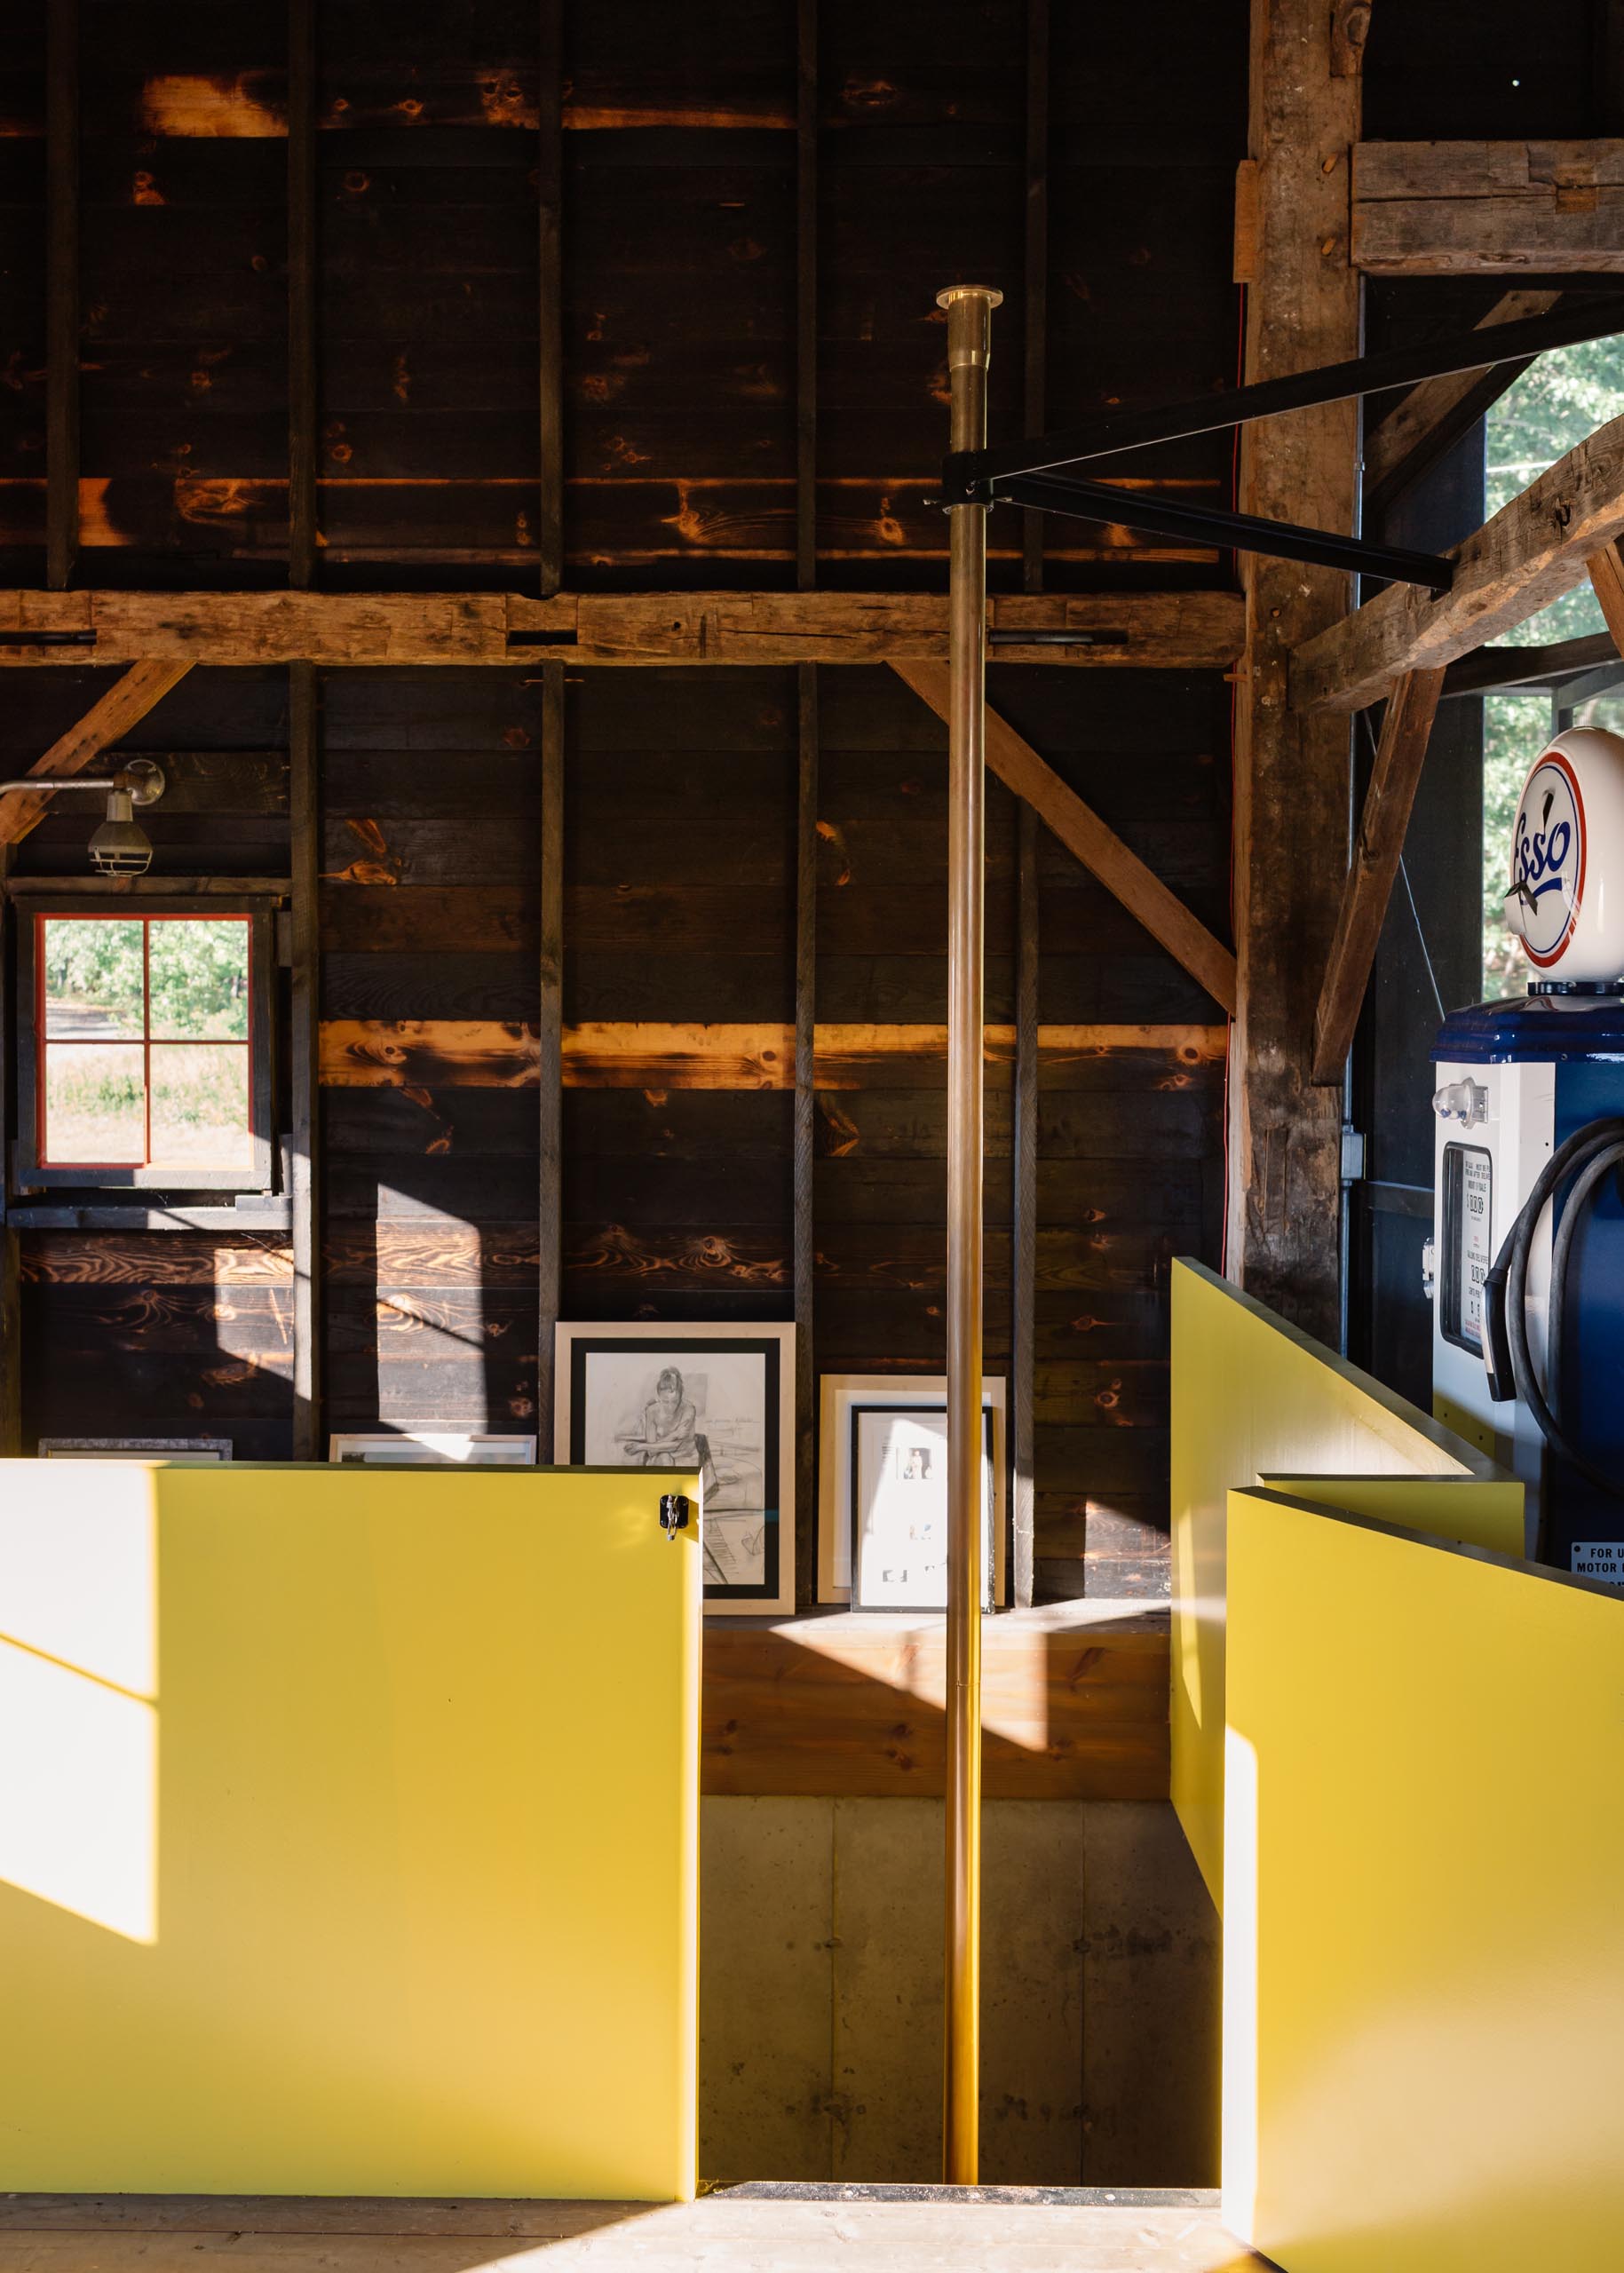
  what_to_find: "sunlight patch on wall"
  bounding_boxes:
[788,1613,1051,1754]
[0,1466,156,1693]
[0,1643,156,1942]
[0,1468,158,1942]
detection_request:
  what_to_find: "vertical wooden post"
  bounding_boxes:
[794,666,818,1603]
[796,0,819,591]
[1021,0,1049,598]
[289,663,322,1459]
[1227,0,1364,1338]
[0,846,20,1455]
[45,0,79,591]
[1013,0,1048,1606]
[287,0,317,589]
[538,0,565,598]
[793,0,820,1597]
[537,660,566,1459]
[1010,803,1038,1609]
[288,0,320,1456]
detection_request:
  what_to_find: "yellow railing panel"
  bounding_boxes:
[0,1461,701,2200]
[1224,1486,1624,2273]
[1171,1261,1519,1905]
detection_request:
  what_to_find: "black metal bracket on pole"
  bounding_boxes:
[942,293,1624,591]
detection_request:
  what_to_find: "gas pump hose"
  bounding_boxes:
[1482,1117,1624,1537]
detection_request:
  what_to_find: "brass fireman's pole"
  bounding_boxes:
[938,280,1000,2188]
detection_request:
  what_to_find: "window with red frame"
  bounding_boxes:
[36,915,256,1173]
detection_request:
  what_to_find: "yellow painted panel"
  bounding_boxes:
[1432,1388,1498,1461]
[1261,1475,1525,1556]
[1224,1487,1624,2273]
[0,1461,701,2200]
[1170,1261,1518,1905]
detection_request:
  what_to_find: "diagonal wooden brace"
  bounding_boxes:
[891,659,1238,1017]
[1311,666,1447,1084]
[0,661,194,848]
[1588,537,1624,651]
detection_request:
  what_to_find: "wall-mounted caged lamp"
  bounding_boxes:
[0,758,166,875]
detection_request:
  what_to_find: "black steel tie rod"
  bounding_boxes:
[993,472,1454,590]
[944,293,1624,497]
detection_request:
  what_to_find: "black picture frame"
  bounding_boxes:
[566,1331,786,1607]
[848,1402,995,1613]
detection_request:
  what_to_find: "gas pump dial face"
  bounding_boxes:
[1441,1141,1493,1356]
[1512,751,1585,967]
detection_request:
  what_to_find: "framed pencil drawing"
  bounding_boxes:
[555,1322,795,1614]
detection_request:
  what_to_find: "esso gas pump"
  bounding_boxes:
[1430,727,1624,1576]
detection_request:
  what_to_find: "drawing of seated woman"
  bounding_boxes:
[625,1367,701,1469]
[617,1365,763,1514]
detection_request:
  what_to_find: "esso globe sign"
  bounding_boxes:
[1510,748,1584,965]
[1507,727,1624,983]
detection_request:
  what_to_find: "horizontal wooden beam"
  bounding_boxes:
[0,589,1245,670]
[1363,289,1560,518]
[0,660,193,846]
[1292,408,1624,711]
[1353,139,1624,273]
[701,1610,1169,1801]
[318,1019,1228,1091]
[1311,667,1446,1084]
[891,661,1238,1016]
[4,874,290,898]
[7,1203,293,1232]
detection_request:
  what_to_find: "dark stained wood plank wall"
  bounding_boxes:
[0,0,1251,588]
[44,0,78,590]
[561,667,795,1340]
[1045,5,1245,589]
[0,14,48,563]
[5,664,297,1454]
[4,669,1228,1587]
[319,666,543,1435]
[0,2,1251,1600]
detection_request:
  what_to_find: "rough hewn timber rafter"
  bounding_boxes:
[0,590,1245,670]
[1353,139,1624,273]
[1292,408,1624,713]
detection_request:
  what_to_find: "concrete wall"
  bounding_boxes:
[699,1797,1218,2188]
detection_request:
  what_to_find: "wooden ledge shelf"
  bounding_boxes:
[700,1603,1169,1802]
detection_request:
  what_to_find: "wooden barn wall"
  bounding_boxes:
[5,667,296,1455]
[0,0,1246,1600]
[0,2,1244,588]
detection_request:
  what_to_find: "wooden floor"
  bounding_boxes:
[0,2190,1271,2272]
